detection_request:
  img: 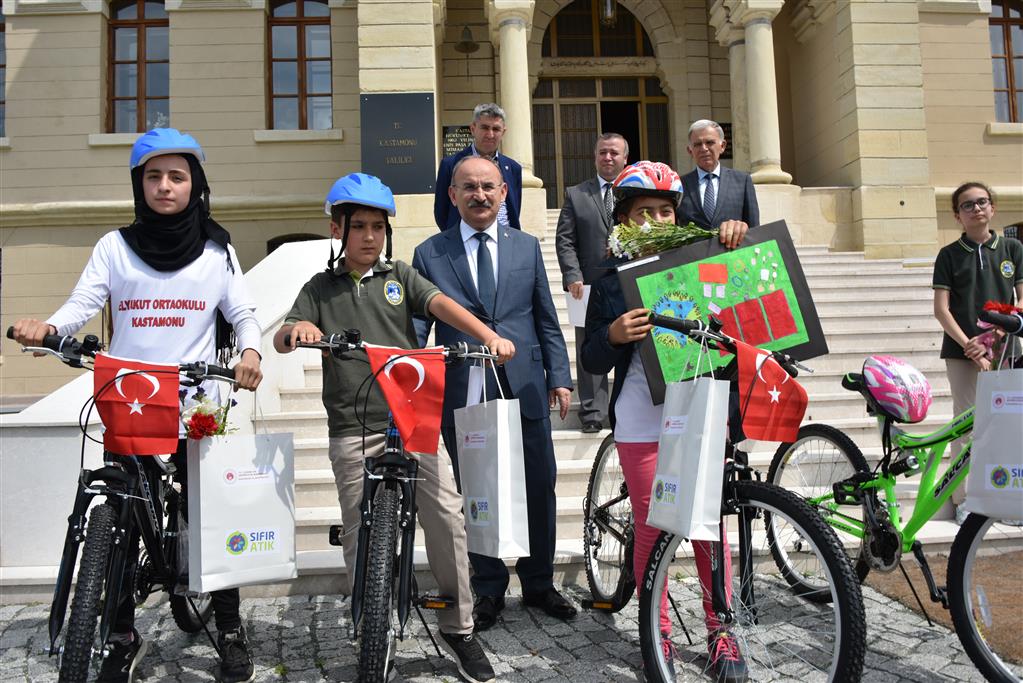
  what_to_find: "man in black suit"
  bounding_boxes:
[554,133,628,433]
[434,103,523,231]
[679,119,759,248]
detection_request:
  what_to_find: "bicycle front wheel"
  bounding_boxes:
[583,434,635,610]
[946,513,1023,683]
[358,483,400,682]
[59,503,116,683]
[768,423,871,586]
[638,481,866,683]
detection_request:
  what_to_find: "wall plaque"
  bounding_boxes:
[443,125,472,158]
[360,93,436,194]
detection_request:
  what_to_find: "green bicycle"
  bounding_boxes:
[767,313,1023,682]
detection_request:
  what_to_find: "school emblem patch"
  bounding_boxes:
[384,280,404,305]
[1000,260,1015,279]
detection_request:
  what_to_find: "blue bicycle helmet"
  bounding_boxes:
[324,173,396,270]
[130,128,205,169]
[324,173,396,217]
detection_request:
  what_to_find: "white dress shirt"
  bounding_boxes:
[460,220,499,289]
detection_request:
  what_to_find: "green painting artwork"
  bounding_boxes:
[618,221,828,403]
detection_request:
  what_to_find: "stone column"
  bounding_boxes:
[708,4,750,173]
[728,0,791,184]
[487,0,541,189]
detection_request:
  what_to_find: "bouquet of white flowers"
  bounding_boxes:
[609,212,718,259]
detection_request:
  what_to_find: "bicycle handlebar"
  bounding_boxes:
[285,330,499,363]
[979,309,1023,337]
[647,313,812,377]
[7,326,235,381]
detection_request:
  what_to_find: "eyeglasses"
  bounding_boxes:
[958,197,991,212]
[458,182,502,194]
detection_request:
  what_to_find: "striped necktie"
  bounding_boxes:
[703,173,717,220]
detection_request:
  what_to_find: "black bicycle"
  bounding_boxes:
[7,328,235,682]
[288,328,498,682]
[632,315,867,683]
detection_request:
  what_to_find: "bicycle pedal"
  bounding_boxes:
[581,599,617,611]
[328,524,344,547]
[416,595,454,610]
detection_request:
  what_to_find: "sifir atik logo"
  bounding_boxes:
[225,529,278,556]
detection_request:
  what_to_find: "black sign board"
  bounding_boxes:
[360,93,436,194]
[442,125,472,158]
[721,122,733,160]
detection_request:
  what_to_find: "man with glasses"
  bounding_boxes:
[678,119,759,246]
[435,103,523,231]
[413,155,575,632]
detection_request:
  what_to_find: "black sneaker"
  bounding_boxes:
[439,631,496,683]
[217,626,255,683]
[707,630,749,683]
[97,628,148,683]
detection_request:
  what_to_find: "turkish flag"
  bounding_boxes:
[734,340,807,442]
[364,344,446,455]
[93,353,181,456]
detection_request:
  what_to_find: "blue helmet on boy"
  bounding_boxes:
[324,173,396,217]
[324,173,396,270]
[130,128,205,169]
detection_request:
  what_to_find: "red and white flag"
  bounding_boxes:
[364,344,446,455]
[734,340,807,442]
[93,353,181,456]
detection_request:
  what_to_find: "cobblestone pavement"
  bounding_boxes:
[0,583,987,682]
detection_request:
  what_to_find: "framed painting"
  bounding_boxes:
[617,220,828,404]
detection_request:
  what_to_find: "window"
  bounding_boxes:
[108,1,169,133]
[268,0,332,130]
[990,0,1022,122]
[540,0,654,59]
[1,4,6,137]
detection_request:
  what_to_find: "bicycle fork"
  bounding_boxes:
[350,429,420,640]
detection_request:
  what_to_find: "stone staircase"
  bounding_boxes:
[258,210,972,597]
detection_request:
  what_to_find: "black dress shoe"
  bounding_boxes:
[472,595,505,632]
[580,421,602,434]
[522,588,577,620]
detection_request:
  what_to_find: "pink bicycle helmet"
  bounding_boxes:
[861,355,932,424]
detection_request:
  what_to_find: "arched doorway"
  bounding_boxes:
[532,0,670,208]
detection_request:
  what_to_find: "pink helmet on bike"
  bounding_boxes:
[861,355,932,424]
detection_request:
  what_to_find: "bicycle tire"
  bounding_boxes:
[59,503,116,683]
[946,513,1023,683]
[638,480,866,683]
[583,433,635,611]
[358,484,400,682]
[169,593,213,634]
[768,423,872,586]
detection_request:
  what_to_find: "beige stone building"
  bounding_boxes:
[1,0,1021,398]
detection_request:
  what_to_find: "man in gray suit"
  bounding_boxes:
[679,119,758,249]
[555,133,628,432]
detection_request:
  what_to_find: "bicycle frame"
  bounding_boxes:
[349,418,419,640]
[818,408,975,554]
[48,458,176,656]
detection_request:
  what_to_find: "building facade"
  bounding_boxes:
[1,0,1021,397]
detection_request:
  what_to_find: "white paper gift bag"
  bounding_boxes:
[646,377,730,541]
[187,433,297,592]
[964,367,1023,520]
[453,361,530,559]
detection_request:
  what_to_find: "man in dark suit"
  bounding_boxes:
[413,155,575,631]
[554,132,628,433]
[679,119,759,247]
[434,103,523,231]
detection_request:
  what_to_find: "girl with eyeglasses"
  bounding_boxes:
[932,181,1023,525]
